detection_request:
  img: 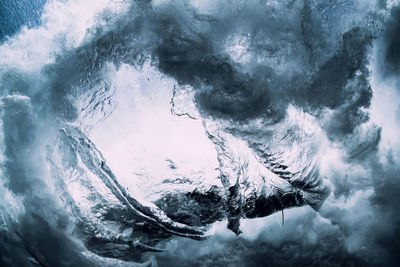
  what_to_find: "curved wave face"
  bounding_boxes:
[1,0,400,266]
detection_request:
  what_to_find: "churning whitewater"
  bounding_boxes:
[1,0,400,266]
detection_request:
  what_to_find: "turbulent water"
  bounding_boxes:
[1,0,400,266]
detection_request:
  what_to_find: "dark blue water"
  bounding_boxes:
[0,0,46,42]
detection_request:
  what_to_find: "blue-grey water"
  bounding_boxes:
[0,1,400,266]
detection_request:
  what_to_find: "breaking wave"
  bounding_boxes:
[1,0,399,266]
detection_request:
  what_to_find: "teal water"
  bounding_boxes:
[0,0,46,42]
